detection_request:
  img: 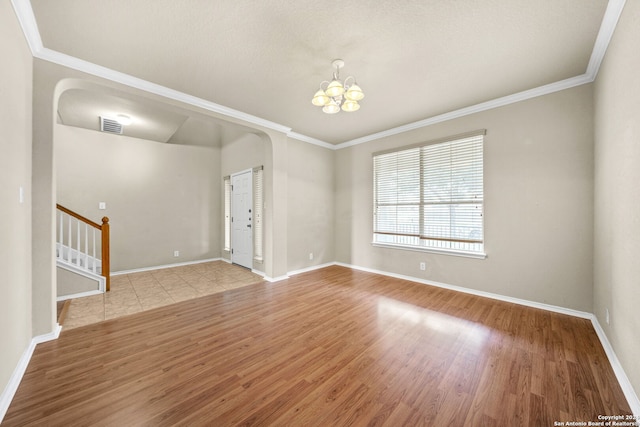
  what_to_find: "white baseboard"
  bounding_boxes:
[591,316,640,415]
[256,260,337,282]
[336,262,592,319]
[113,257,288,282]
[111,258,222,275]
[0,325,61,423]
[56,289,103,301]
[0,342,36,422]
[336,261,640,415]
[262,273,290,283]
[287,262,336,277]
[239,265,288,283]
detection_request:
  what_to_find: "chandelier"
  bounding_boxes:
[311,59,364,114]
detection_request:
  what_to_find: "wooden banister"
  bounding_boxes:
[101,217,110,291]
[56,204,111,291]
[56,204,102,229]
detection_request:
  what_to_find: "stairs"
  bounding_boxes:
[56,247,105,300]
[56,204,111,299]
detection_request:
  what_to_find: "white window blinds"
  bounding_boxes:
[373,133,484,256]
[253,166,264,262]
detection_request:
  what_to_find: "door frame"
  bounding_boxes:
[230,168,253,269]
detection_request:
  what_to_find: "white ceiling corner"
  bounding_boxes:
[12,0,627,150]
[336,73,595,150]
[585,0,627,78]
[10,0,42,54]
[38,47,293,136]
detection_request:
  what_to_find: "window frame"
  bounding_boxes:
[372,130,487,259]
[252,166,264,262]
[223,175,231,252]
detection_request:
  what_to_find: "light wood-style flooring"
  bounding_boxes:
[4,266,631,426]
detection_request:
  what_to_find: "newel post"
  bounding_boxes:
[101,217,110,292]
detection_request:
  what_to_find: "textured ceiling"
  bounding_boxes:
[30,0,609,145]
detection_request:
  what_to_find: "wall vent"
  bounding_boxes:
[100,116,123,134]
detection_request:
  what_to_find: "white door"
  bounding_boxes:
[231,170,253,269]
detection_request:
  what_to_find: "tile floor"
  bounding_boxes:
[62,260,264,330]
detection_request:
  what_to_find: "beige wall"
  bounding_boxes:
[219,134,335,275]
[336,84,594,312]
[287,139,335,271]
[593,0,640,400]
[31,59,59,336]
[56,125,222,271]
[220,132,266,177]
[0,0,33,404]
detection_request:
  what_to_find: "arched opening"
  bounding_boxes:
[33,76,284,334]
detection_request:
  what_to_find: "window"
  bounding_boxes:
[373,131,485,257]
[223,167,264,261]
[252,166,264,262]
[224,176,231,251]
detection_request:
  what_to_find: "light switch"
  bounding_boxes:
[99,202,106,210]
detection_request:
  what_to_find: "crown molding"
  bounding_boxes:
[286,131,336,149]
[36,49,293,136]
[11,0,626,151]
[335,73,594,150]
[10,0,42,54]
[586,0,627,78]
[10,0,292,136]
[335,0,626,150]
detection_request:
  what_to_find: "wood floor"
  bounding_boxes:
[4,266,631,426]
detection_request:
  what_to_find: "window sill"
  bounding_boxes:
[372,242,487,259]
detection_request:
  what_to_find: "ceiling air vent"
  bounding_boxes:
[100,116,123,134]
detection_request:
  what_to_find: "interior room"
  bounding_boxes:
[1,0,639,424]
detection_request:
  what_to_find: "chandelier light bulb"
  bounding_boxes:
[312,89,330,106]
[322,99,340,114]
[325,80,345,97]
[342,99,360,112]
[345,84,364,101]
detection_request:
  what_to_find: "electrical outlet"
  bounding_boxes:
[309,252,314,260]
[174,250,180,257]
[99,202,106,210]
[419,262,426,271]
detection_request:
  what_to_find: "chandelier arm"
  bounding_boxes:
[343,75,355,89]
[332,60,342,80]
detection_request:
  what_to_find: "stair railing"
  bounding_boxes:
[55,204,110,291]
